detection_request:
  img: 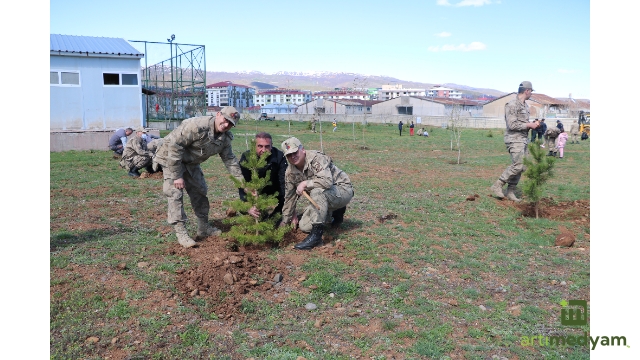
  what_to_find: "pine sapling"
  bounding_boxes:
[223,140,291,245]
[522,140,556,218]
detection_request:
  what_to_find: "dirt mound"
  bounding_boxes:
[172,228,323,320]
[513,198,590,222]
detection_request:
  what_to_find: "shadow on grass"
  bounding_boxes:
[50,228,127,250]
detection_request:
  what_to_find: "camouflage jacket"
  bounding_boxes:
[153,116,242,181]
[569,122,580,135]
[281,150,352,224]
[119,136,151,169]
[503,97,530,143]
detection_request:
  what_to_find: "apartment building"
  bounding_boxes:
[312,89,370,100]
[206,81,256,109]
[426,85,462,99]
[254,89,312,106]
[378,84,426,101]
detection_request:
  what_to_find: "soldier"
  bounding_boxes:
[569,120,580,144]
[153,106,243,248]
[278,137,354,250]
[490,81,540,202]
[108,127,133,156]
[119,127,155,178]
[311,115,317,133]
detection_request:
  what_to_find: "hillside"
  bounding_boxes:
[205,71,507,97]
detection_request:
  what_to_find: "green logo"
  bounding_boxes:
[560,299,587,326]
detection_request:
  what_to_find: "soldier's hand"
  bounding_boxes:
[296,182,307,196]
[173,178,185,189]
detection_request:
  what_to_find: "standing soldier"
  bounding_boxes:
[153,107,244,248]
[120,127,156,177]
[490,81,540,202]
[311,115,317,133]
[569,120,580,144]
[278,137,354,250]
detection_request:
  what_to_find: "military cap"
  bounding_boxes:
[519,81,534,91]
[282,137,302,156]
[221,106,240,126]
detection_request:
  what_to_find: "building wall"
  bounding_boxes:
[50,56,142,130]
[50,129,160,152]
[482,93,516,119]
[372,97,446,116]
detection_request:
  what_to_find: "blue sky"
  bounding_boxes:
[50,0,590,99]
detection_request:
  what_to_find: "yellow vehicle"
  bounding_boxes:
[579,111,590,136]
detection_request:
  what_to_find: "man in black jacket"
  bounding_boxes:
[238,132,288,223]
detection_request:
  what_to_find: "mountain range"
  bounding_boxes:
[204,71,507,97]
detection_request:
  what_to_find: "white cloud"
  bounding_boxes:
[428,42,487,52]
[558,69,577,74]
[435,31,452,37]
[437,0,496,6]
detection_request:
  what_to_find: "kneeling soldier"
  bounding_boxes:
[279,137,354,250]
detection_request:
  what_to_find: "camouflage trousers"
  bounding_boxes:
[162,164,209,225]
[498,142,528,186]
[120,155,151,170]
[546,136,558,152]
[299,183,354,232]
[571,133,580,143]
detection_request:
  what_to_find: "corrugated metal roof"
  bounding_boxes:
[50,34,144,57]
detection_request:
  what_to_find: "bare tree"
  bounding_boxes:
[448,104,464,164]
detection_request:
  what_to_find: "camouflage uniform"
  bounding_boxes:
[281,150,353,232]
[569,121,580,143]
[498,98,530,186]
[153,116,243,225]
[311,118,317,133]
[146,138,164,153]
[544,126,562,154]
[119,135,152,171]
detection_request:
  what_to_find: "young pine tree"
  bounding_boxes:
[223,140,291,245]
[522,140,556,219]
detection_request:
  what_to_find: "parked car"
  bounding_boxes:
[259,113,275,121]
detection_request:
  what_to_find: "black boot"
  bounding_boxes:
[331,206,346,228]
[145,164,156,174]
[294,224,324,250]
[128,166,141,178]
[546,151,553,156]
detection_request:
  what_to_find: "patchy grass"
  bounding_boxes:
[50,120,590,358]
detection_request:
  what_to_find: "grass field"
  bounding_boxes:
[50,119,590,359]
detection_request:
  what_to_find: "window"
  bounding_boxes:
[103,73,120,85]
[61,72,80,85]
[122,74,138,85]
[103,73,139,86]
[50,70,80,86]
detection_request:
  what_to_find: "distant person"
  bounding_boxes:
[530,118,539,143]
[556,127,568,159]
[332,119,337,132]
[119,127,156,178]
[569,120,580,144]
[409,121,415,136]
[238,132,288,223]
[490,81,540,202]
[398,120,403,136]
[108,127,133,156]
[544,124,562,157]
[311,116,317,133]
[536,119,547,147]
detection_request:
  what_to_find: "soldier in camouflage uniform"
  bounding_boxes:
[490,81,540,202]
[279,137,354,250]
[119,127,155,178]
[153,107,243,248]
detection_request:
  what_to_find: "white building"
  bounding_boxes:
[254,89,311,106]
[312,89,369,100]
[50,34,144,130]
[378,84,426,101]
[426,85,463,99]
[206,81,255,109]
